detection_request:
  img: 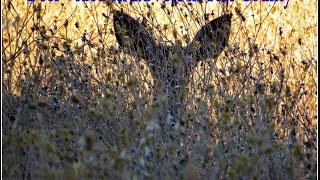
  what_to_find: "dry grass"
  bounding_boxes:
[2,0,317,179]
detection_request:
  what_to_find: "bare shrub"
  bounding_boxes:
[2,1,317,179]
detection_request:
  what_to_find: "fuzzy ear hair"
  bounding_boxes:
[187,14,232,60]
[113,11,157,60]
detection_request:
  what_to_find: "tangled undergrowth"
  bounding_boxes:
[2,0,317,179]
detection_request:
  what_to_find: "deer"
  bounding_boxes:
[113,10,232,130]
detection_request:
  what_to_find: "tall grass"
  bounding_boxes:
[2,0,317,179]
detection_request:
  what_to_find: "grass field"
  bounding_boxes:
[2,0,317,179]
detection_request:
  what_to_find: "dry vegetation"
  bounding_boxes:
[2,0,317,179]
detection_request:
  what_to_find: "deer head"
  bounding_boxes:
[113,10,231,126]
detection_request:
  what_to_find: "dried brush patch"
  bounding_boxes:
[2,0,317,179]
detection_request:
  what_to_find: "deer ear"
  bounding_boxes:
[113,11,157,60]
[187,14,232,60]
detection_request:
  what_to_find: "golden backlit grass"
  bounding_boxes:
[2,1,317,79]
[2,0,317,179]
[3,0,317,118]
